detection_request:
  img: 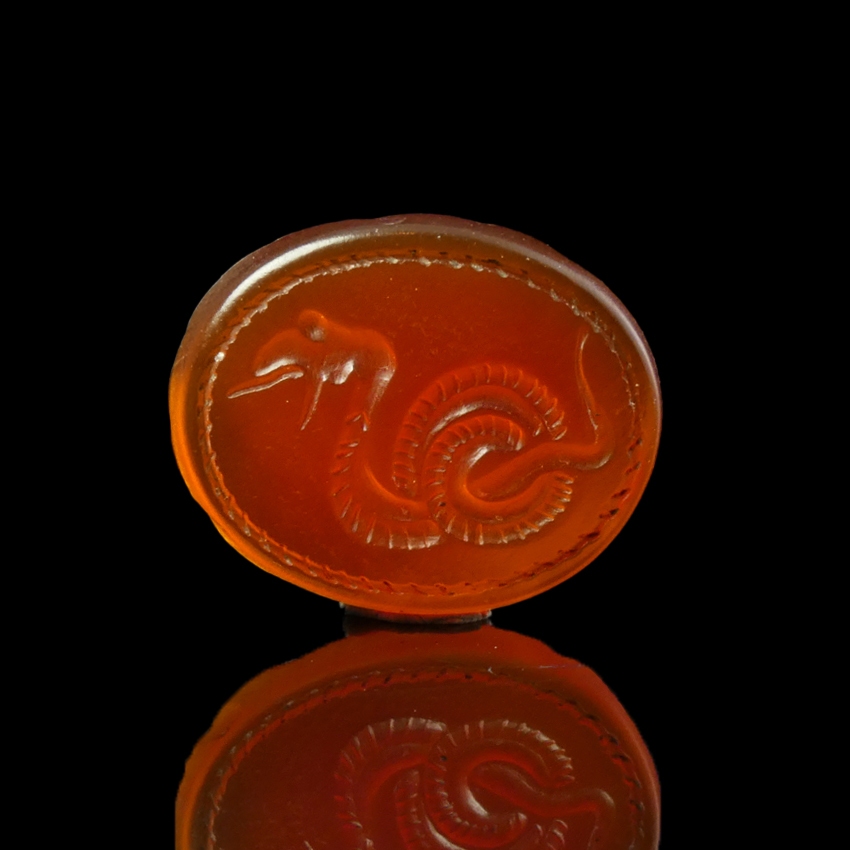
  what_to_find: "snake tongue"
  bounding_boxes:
[227,365,305,399]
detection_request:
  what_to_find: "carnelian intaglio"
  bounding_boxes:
[176,624,660,849]
[170,216,661,617]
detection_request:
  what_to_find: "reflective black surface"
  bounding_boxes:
[144,187,705,848]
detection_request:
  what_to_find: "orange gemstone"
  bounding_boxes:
[170,216,660,616]
[176,624,660,849]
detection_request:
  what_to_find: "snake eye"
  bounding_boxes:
[299,309,327,342]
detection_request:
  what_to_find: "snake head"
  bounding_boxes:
[228,310,395,431]
[226,327,309,400]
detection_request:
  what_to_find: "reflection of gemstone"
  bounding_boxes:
[337,717,616,849]
[176,624,660,849]
[170,216,661,617]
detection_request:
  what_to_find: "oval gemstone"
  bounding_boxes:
[170,215,661,617]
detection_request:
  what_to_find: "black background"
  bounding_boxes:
[120,149,725,848]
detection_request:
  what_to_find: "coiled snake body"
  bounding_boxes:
[335,717,614,849]
[229,310,611,550]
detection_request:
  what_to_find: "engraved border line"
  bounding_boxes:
[198,253,643,596]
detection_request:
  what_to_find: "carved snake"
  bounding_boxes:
[229,310,612,550]
[334,717,614,849]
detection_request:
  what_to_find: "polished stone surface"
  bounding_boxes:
[170,216,661,616]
